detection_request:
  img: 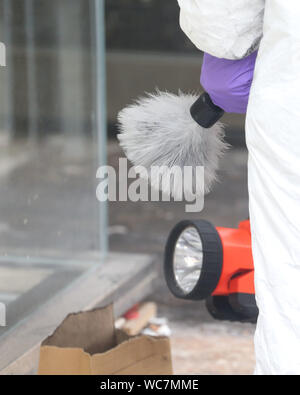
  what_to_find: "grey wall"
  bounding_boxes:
[0,49,245,128]
[0,0,245,143]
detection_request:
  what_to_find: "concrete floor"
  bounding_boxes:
[108,140,255,375]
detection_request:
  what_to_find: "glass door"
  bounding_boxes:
[0,0,107,333]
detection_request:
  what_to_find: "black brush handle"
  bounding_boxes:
[190,92,225,129]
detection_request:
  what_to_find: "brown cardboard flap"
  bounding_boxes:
[39,347,91,375]
[42,305,116,354]
[116,354,173,375]
[91,335,172,375]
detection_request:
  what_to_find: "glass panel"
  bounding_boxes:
[0,0,107,332]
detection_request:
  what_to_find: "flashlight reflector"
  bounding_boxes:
[173,227,204,294]
[164,220,223,300]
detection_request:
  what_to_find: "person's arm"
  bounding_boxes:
[177,0,265,60]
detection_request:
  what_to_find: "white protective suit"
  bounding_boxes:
[178,0,300,374]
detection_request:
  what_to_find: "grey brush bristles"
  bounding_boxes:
[117,91,228,200]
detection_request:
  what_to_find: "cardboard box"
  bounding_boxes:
[38,304,173,375]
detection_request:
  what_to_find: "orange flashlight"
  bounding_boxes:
[164,219,258,323]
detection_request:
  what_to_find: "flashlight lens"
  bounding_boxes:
[173,226,203,294]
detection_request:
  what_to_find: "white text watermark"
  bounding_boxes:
[0,42,6,67]
[96,158,204,213]
[0,303,6,327]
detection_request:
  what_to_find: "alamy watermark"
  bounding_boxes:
[96,158,204,213]
[0,42,6,67]
[0,303,6,327]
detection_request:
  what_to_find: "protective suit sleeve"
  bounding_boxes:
[200,51,257,113]
[177,0,265,59]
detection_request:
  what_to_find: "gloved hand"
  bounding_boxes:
[200,51,257,114]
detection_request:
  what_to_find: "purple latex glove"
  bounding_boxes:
[200,51,257,114]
